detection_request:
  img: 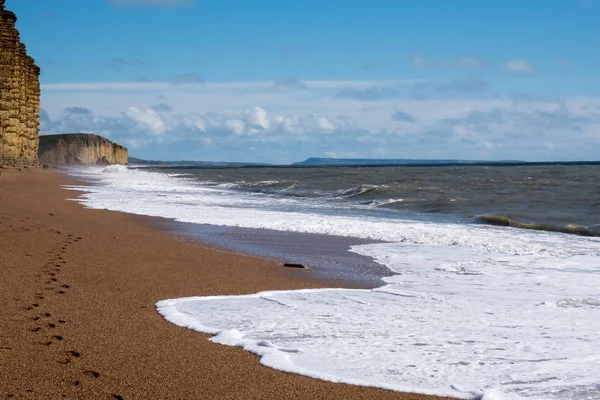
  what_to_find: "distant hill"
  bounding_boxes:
[293,158,600,167]
[127,157,270,168]
[293,158,499,166]
[127,157,600,168]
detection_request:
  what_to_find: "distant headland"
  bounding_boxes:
[293,157,600,167]
[39,134,128,166]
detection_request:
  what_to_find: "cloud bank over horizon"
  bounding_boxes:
[40,79,600,164]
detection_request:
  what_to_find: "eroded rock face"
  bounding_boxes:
[38,134,128,165]
[0,0,41,165]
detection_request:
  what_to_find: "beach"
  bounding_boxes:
[0,167,456,400]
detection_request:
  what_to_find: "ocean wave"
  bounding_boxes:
[475,214,600,237]
[224,180,298,192]
[367,197,460,214]
[241,180,296,188]
[335,184,385,198]
[101,164,129,173]
[367,198,405,208]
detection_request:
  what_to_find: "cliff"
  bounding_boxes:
[38,134,128,165]
[0,0,41,166]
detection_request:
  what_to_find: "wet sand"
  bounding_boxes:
[161,221,393,288]
[0,167,458,400]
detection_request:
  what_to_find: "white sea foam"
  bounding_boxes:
[68,166,600,399]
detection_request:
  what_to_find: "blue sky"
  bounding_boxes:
[7,0,600,163]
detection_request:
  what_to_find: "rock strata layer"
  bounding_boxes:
[0,0,41,165]
[38,134,128,165]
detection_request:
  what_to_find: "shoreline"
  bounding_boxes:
[158,220,393,288]
[0,167,458,399]
[65,166,391,288]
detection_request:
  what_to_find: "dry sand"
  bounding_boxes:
[0,168,459,400]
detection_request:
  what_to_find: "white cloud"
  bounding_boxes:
[180,114,206,131]
[39,79,600,163]
[225,119,246,136]
[123,107,167,135]
[176,107,356,138]
[504,59,535,74]
[244,106,270,130]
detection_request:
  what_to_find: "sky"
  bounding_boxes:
[7,0,600,163]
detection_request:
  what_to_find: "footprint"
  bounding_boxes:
[30,327,41,332]
[52,335,63,341]
[56,290,65,295]
[113,395,124,400]
[48,323,56,328]
[85,370,100,378]
[61,285,70,289]
[58,320,66,324]
[67,350,81,358]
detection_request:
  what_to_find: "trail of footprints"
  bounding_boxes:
[19,227,126,400]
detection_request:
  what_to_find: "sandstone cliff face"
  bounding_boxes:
[0,0,41,165]
[39,134,128,165]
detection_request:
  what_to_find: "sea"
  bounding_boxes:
[66,163,600,400]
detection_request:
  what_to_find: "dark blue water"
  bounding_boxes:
[145,164,600,236]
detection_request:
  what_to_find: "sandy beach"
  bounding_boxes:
[0,168,458,400]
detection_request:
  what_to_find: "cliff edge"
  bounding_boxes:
[38,134,128,165]
[0,0,41,166]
